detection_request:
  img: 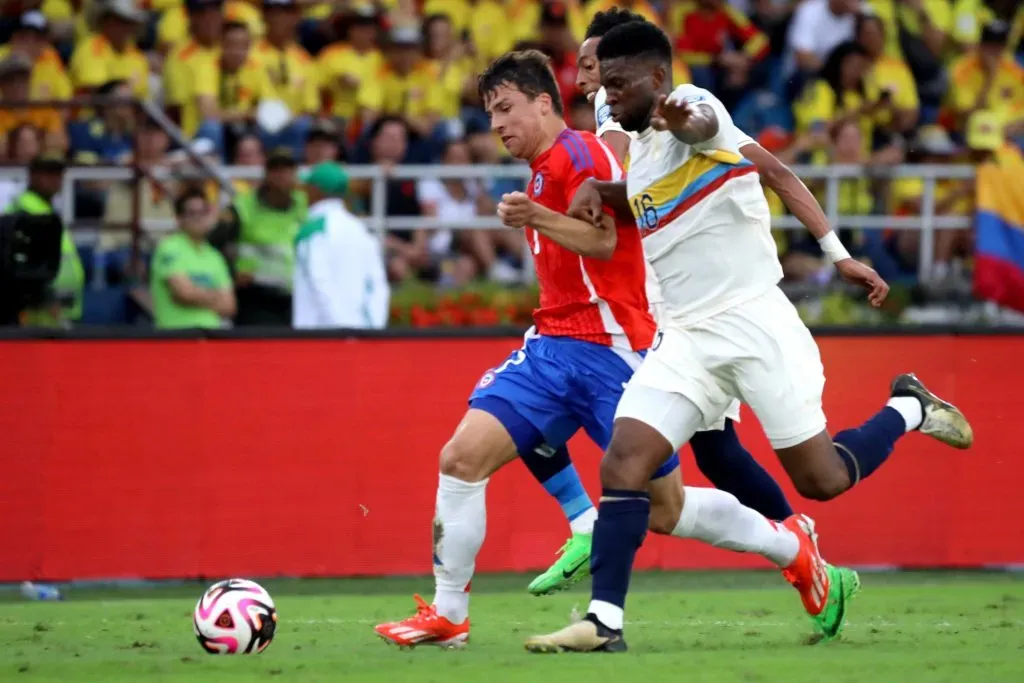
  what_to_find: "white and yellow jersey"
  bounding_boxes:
[625,84,781,325]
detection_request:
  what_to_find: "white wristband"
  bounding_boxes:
[818,231,851,263]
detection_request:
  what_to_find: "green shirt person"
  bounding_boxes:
[150,189,236,329]
[210,147,307,326]
[6,154,85,328]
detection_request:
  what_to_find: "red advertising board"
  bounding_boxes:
[0,335,1021,581]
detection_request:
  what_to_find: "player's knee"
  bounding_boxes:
[599,443,648,491]
[648,498,680,534]
[439,438,489,483]
[791,464,848,502]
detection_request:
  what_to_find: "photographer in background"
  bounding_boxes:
[150,189,236,329]
[4,153,83,327]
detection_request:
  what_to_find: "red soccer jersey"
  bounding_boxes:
[526,129,655,351]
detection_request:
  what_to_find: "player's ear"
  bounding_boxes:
[651,63,668,92]
[537,93,552,116]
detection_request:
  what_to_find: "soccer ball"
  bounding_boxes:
[193,579,277,654]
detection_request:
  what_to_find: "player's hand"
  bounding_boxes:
[497,192,535,229]
[568,179,604,227]
[651,93,697,133]
[836,258,889,307]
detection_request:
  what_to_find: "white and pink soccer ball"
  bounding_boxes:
[193,579,277,654]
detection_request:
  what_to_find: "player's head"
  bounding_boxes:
[478,49,564,161]
[596,20,673,133]
[576,8,647,102]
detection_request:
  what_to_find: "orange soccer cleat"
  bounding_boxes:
[374,594,470,648]
[780,514,860,640]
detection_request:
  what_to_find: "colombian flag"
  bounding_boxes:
[973,145,1024,313]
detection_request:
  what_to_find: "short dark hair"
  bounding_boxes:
[368,114,408,141]
[478,49,564,116]
[585,8,647,39]
[223,20,249,36]
[175,188,208,216]
[596,20,672,65]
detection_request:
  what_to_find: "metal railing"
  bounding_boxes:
[0,162,976,283]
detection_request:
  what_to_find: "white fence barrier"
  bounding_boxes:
[0,162,978,283]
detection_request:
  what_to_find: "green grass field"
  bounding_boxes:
[2,571,1023,682]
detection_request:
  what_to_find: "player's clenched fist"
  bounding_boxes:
[568,179,604,227]
[498,192,535,228]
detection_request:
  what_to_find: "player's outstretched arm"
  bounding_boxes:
[741,142,890,307]
[499,191,617,259]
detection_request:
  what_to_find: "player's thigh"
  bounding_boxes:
[607,382,706,490]
[440,409,522,482]
[723,288,827,452]
[468,338,579,454]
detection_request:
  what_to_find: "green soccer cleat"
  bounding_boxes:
[527,532,592,596]
[810,565,861,642]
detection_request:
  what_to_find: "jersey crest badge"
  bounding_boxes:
[532,173,544,197]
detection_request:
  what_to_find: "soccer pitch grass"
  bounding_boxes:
[2,571,1022,683]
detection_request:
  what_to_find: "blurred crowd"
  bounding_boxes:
[0,0,1022,328]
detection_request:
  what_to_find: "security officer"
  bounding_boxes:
[211,147,307,325]
[6,154,84,327]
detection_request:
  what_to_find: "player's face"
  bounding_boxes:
[484,83,547,161]
[576,38,601,102]
[600,56,661,133]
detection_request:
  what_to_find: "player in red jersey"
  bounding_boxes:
[375,49,833,650]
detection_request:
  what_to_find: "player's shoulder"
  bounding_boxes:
[669,83,719,107]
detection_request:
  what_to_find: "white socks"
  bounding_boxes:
[671,487,800,568]
[886,396,924,432]
[570,507,598,535]
[432,474,487,624]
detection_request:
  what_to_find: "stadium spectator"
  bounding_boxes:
[0,123,41,209]
[0,54,64,152]
[255,0,318,157]
[69,0,149,100]
[670,0,771,107]
[317,8,382,131]
[890,124,971,283]
[358,26,440,144]
[210,147,306,326]
[293,161,390,329]
[866,0,950,61]
[748,0,798,57]
[69,78,134,163]
[196,20,273,160]
[103,117,174,242]
[163,0,223,145]
[786,0,859,82]
[150,188,236,329]
[230,131,264,193]
[417,138,520,286]
[363,115,427,281]
[947,21,1024,137]
[462,0,514,73]
[422,13,473,129]
[538,2,580,121]
[156,0,263,53]
[856,12,921,135]
[0,12,72,113]
[793,42,897,161]
[304,118,341,164]
[10,152,83,327]
[950,0,1023,53]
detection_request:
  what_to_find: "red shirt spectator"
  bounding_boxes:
[672,0,771,66]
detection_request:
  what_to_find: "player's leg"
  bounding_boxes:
[520,443,598,595]
[732,288,972,502]
[689,415,794,522]
[374,408,518,648]
[376,339,578,647]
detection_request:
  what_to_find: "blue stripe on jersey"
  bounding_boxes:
[566,130,595,169]
[559,130,593,173]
